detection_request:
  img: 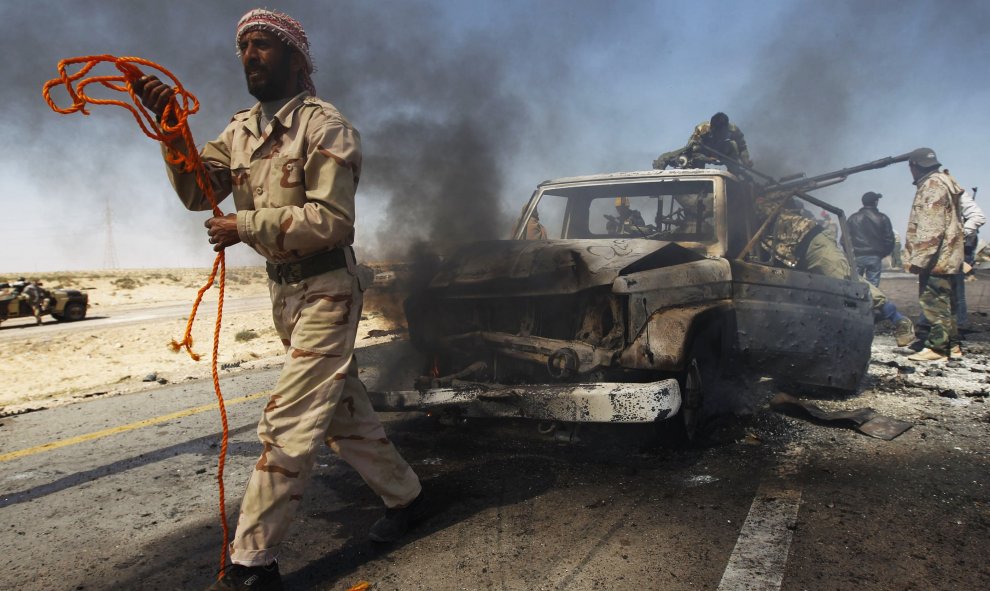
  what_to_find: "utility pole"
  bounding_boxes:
[104,197,119,269]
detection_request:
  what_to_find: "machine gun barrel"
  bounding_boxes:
[763,152,915,193]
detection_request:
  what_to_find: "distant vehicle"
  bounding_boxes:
[0,283,88,326]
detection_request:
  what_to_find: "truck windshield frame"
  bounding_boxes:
[524,179,717,242]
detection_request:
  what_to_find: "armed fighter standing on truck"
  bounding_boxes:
[654,112,752,170]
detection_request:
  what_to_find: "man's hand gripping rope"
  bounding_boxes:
[43,55,235,575]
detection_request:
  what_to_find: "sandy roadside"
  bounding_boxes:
[0,267,402,415]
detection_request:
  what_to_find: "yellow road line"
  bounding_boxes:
[0,391,267,463]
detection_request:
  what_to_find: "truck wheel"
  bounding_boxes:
[681,359,703,440]
[63,302,86,322]
[678,325,723,441]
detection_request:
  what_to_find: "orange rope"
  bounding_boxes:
[44,55,232,578]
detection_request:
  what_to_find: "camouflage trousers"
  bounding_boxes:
[230,263,421,567]
[800,232,888,313]
[918,272,958,354]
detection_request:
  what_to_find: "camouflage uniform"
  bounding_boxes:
[754,191,892,312]
[164,91,421,567]
[753,192,823,269]
[906,170,965,354]
[687,121,752,167]
[22,282,42,324]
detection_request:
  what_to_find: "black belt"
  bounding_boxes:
[266,248,348,284]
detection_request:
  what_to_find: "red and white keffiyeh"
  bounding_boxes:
[236,8,316,94]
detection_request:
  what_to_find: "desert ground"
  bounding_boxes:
[0,267,401,416]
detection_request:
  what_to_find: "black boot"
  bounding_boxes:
[205,562,283,591]
[369,492,424,543]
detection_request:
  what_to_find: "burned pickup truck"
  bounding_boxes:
[381,155,911,437]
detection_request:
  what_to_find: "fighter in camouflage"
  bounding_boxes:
[0,280,88,326]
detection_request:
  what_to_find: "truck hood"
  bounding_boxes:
[428,239,706,297]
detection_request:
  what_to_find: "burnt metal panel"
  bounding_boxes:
[614,257,733,339]
[619,304,725,371]
[729,260,872,391]
[439,331,620,373]
[428,239,670,297]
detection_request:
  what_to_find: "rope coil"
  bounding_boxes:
[44,55,233,577]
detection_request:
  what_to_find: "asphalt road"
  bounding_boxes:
[1,281,989,590]
[0,295,272,343]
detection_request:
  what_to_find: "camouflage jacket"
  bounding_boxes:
[906,170,964,274]
[163,91,362,263]
[753,191,820,267]
[687,122,751,165]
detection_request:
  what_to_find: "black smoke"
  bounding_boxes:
[8,1,593,267]
[733,0,990,180]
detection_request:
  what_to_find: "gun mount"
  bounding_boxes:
[693,144,917,197]
[758,153,914,194]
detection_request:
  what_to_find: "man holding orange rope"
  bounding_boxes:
[135,8,422,590]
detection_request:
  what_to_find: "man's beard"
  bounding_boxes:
[245,55,294,101]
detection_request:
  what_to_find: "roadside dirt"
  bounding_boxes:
[0,267,400,415]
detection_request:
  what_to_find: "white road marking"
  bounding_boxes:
[717,448,804,591]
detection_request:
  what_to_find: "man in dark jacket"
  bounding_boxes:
[847,191,895,287]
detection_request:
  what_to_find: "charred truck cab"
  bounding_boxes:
[387,166,875,437]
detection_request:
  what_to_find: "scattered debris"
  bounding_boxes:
[685,474,719,487]
[365,327,407,339]
[770,392,913,440]
[142,373,158,382]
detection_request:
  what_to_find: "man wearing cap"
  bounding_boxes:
[134,8,422,590]
[904,148,966,362]
[847,191,896,287]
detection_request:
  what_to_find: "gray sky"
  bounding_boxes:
[2,0,988,272]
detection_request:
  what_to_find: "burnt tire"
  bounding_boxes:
[673,323,724,443]
[62,302,86,322]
